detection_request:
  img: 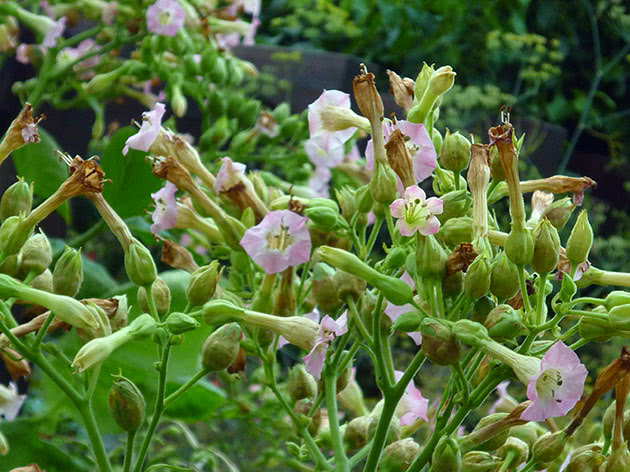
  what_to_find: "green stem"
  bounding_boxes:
[123,431,136,472]
[163,368,209,409]
[370,293,392,389]
[517,265,532,315]
[498,450,516,472]
[453,362,470,406]
[518,458,538,472]
[145,284,160,321]
[32,312,55,350]
[133,344,171,472]
[324,369,349,472]
[348,444,371,468]
[77,398,113,472]
[434,278,446,319]
[535,273,548,326]
[385,211,397,243]
[363,217,383,260]
[346,297,373,345]
[453,170,460,190]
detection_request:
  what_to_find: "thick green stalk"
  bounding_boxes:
[123,431,136,472]
[324,370,349,472]
[163,368,209,409]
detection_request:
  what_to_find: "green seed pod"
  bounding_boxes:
[605,291,630,311]
[566,446,605,472]
[0,254,19,277]
[288,365,318,403]
[485,304,525,340]
[382,438,421,472]
[311,263,342,313]
[505,226,534,266]
[369,162,398,204]
[384,247,407,271]
[608,304,630,330]
[464,255,492,299]
[429,436,461,472]
[0,215,33,256]
[532,219,560,274]
[336,364,352,392]
[187,261,221,307]
[344,416,370,450]
[452,319,491,347]
[470,413,509,452]
[367,414,400,445]
[124,240,157,287]
[356,185,373,214]
[333,269,367,302]
[336,187,359,224]
[462,451,500,472]
[392,310,422,332]
[497,437,529,468]
[138,278,171,318]
[604,447,630,472]
[566,210,593,266]
[432,166,468,196]
[209,55,227,84]
[578,317,611,342]
[30,268,53,293]
[305,206,339,230]
[108,374,145,432]
[440,129,471,173]
[533,431,565,465]
[490,251,520,300]
[201,322,242,372]
[436,217,473,246]
[0,178,32,222]
[19,231,52,276]
[543,197,575,230]
[52,246,83,297]
[165,312,200,335]
[509,423,540,451]
[420,318,461,365]
[417,235,449,281]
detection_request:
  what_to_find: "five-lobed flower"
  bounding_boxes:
[303,312,348,379]
[146,0,185,37]
[390,185,443,237]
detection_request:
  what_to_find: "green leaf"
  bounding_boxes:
[164,379,226,422]
[11,127,70,222]
[0,418,92,472]
[100,127,162,219]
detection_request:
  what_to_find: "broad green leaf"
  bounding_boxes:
[164,379,226,422]
[11,127,70,222]
[100,127,162,219]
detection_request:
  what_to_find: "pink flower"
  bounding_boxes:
[520,341,588,422]
[303,312,348,379]
[0,382,26,421]
[366,120,437,194]
[214,157,246,193]
[385,272,421,345]
[123,102,166,155]
[394,371,429,425]
[308,90,356,144]
[150,182,178,235]
[16,44,31,64]
[240,210,311,274]
[146,0,185,37]
[308,166,332,198]
[60,39,100,79]
[304,133,346,169]
[278,310,320,349]
[42,16,66,48]
[389,185,443,236]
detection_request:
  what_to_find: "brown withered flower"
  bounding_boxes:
[387,69,414,112]
[1,348,31,382]
[353,64,383,123]
[0,103,45,165]
[161,239,199,273]
[446,243,477,276]
[385,128,415,189]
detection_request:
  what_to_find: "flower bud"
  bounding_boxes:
[566,447,605,472]
[497,436,529,468]
[428,66,456,96]
[305,206,339,230]
[369,162,398,204]
[608,304,630,330]
[138,278,171,318]
[333,270,367,302]
[462,451,500,472]
[0,254,19,277]
[52,246,83,297]
[453,319,491,347]
[606,291,630,310]
[170,84,187,117]
[338,376,368,417]
[124,240,157,287]
[310,263,342,313]
[509,423,539,450]
[417,235,448,281]
[19,231,52,276]
[165,312,200,335]
[316,246,413,305]
[578,317,611,342]
[440,129,471,172]
[0,179,32,222]
[335,187,359,224]
[187,261,221,307]
[344,416,370,450]
[381,438,421,472]
[0,215,33,257]
[484,304,525,340]
[108,374,145,432]
[288,365,318,402]
[464,255,492,299]
[367,414,400,445]
[384,247,407,271]
[490,252,519,300]
[436,217,473,246]
[201,322,242,372]
[566,210,593,267]
[30,269,52,293]
[532,431,565,465]
[543,197,575,230]
[420,318,461,365]
[505,226,534,266]
[532,219,561,274]
[356,185,373,214]
[429,436,461,472]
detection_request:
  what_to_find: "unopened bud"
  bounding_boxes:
[497,436,529,468]
[420,318,461,365]
[429,436,461,472]
[382,438,421,472]
[305,206,339,230]
[165,312,200,334]
[124,240,157,287]
[344,416,370,450]
[432,166,467,196]
[464,255,492,299]
[30,268,53,292]
[440,129,471,172]
[608,304,630,330]
[505,226,534,266]
[170,84,187,117]
[0,179,32,222]
[138,278,171,318]
[369,162,398,204]
[356,185,373,213]
[436,217,473,246]
[288,365,318,402]
[0,215,33,256]
[187,261,221,307]
[462,451,501,472]
[531,219,561,274]
[311,263,341,313]
[108,374,145,432]
[437,189,470,223]
[472,296,495,324]
[605,291,630,311]
[428,66,456,97]
[533,431,565,464]
[490,252,520,300]
[566,210,593,266]
[201,322,242,372]
[417,235,448,281]
[566,446,605,472]
[485,304,525,340]
[19,231,52,276]
[52,246,83,296]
